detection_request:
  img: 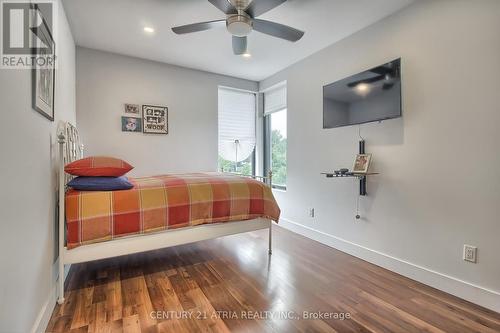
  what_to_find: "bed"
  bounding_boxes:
[56,122,280,304]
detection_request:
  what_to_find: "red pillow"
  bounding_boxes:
[65,156,133,177]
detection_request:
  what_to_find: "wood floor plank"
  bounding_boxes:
[410,284,500,325]
[46,226,499,333]
[87,302,107,333]
[122,315,141,333]
[411,297,500,333]
[70,284,94,330]
[358,291,446,333]
[104,266,122,323]
[184,288,231,332]
[196,283,263,332]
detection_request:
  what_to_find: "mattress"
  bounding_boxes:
[65,172,280,249]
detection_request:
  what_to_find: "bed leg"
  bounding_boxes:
[268,222,273,255]
[58,260,65,304]
[57,131,66,304]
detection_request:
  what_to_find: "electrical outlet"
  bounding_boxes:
[309,208,315,218]
[463,245,477,263]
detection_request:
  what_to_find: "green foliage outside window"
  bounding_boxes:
[217,129,287,187]
[218,154,253,176]
[271,129,287,187]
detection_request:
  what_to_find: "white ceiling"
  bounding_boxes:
[62,0,414,81]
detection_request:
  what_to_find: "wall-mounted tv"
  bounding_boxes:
[323,58,401,129]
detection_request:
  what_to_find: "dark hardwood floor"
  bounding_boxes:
[46,225,500,332]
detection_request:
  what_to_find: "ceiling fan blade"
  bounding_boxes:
[252,19,304,42]
[245,0,287,18]
[232,36,247,55]
[172,19,226,34]
[347,75,385,88]
[208,0,237,14]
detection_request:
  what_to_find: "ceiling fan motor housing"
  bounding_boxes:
[227,12,253,37]
[228,0,252,10]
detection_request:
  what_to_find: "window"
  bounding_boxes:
[264,84,287,189]
[218,87,256,176]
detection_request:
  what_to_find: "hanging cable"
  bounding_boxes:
[358,124,365,141]
[355,193,361,220]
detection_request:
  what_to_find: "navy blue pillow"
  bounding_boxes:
[67,176,133,191]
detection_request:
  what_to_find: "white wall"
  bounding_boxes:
[76,47,257,177]
[260,0,500,310]
[0,1,76,331]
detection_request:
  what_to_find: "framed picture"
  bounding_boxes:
[124,103,140,114]
[142,105,168,134]
[121,116,142,132]
[353,154,372,174]
[32,5,55,121]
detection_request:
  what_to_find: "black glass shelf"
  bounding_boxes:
[321,172,378,179]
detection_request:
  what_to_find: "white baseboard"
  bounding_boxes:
[30,263,71,333]
[279,217,500,313]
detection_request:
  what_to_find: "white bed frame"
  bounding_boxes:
[56,122,273,304]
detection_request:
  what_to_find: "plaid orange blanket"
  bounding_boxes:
[65,173,280,249]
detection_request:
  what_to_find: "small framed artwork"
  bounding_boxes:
[353,154,372,174]
[124,103,140,114]
[32,5,55,121]
[142,105,168,134]
[121,116,142,132]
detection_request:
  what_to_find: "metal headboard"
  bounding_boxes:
[58,122,84,184]
[56,121,83,304]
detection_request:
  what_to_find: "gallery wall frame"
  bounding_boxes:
[31,3,55,121]
[142,104,168,134]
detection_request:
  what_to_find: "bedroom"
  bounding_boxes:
[0,0,499,332]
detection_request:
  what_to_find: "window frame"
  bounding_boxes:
[263,108,287,191]
[263,82,287,190]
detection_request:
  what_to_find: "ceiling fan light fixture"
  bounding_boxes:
[226,14,253,37]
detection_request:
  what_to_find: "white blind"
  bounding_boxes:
[264,84,287,115]
[218,88,256,162]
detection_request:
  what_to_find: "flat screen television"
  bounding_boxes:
[323,58,401,129]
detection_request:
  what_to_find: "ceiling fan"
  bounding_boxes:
[347,61,400,90]
[172,0,305,55]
